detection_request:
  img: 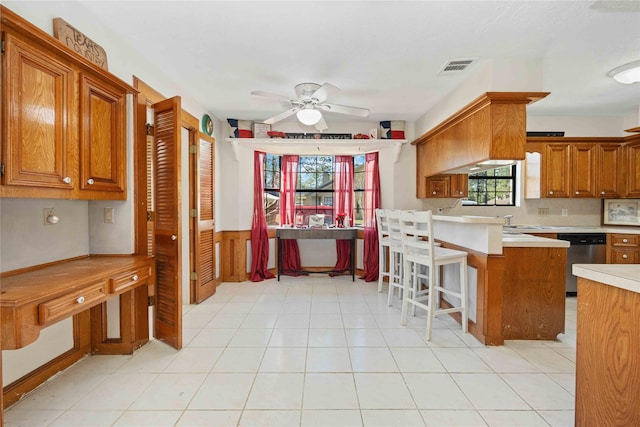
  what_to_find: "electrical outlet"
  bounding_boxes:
[43,208,56,225]
[562,208,569,217]
[537,207,549,216]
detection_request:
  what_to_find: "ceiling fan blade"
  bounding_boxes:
[318,103,370,118]
[263,107,299,125]
[311,83,340,103]
[251,90,292,104]
[314,116,328,131]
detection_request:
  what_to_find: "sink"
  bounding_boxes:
[505,225,554,230]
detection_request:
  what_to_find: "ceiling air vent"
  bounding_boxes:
[440,58,476,74]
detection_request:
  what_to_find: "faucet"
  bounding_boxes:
[503,214,513,227]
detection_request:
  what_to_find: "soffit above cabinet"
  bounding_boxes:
[413,92,549,177]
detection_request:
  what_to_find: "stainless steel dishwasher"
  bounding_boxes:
[557,233,607,296]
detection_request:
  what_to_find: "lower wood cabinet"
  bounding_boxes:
[606,233,640,264]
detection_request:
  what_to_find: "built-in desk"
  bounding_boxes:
[1,255,155,350]
[1,255,155,408]
[276,227,357,281]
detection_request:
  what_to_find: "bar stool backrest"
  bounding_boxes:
[399,210,436,262]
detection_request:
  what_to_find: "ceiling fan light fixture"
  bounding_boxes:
[296,107,322,125]
[608,60,640,84]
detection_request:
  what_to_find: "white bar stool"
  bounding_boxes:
[399,210,468,341]
[375,208,391,294]
[385,209,404,306]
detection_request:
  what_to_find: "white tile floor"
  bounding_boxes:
[4,276,577,426]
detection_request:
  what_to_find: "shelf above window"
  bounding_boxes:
[226,138,408,163]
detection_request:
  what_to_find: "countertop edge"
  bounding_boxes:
[572,264,640,294]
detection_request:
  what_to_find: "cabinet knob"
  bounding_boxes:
[87,179,95,185]
[171,235,177,241]
[622,254,628,259]
[63,177,72,184]
[601,191,605,195]
[622,239,628,243]
[575,191,579,195]
[132,274,139,281]
[549,191,554,195]
[76,296,85,304]
[432,191,437,195]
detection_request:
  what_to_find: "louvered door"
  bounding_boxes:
[152,97,182,350]
[192,134,217,303]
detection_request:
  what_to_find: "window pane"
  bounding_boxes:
[467,165,516,206]
[264,191,280,226]
[298,172,317,190]
[353,191,364,227]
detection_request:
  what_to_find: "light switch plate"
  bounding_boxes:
[104,207,114,224]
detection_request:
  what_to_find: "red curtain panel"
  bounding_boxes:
[280,155,302,274]
[250,151,275,282]
[333,155,354,274]
[361,152,381,282]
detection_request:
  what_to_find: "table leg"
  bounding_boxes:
[351,237,355,282]
[277,237,281,281]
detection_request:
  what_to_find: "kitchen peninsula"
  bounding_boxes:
[432,215,569,345]
[572,264,640,426]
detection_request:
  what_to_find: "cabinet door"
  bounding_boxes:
[625,141,640,197]
[571,144,597,198]
[2,33,75,190]
[426,176,450,197]
[79,73,127,195]
[597,144,622,197]
[543,144,571,197]
[450,174,468,197]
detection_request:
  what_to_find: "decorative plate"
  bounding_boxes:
[202,114,213,136]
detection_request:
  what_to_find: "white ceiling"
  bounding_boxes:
[58,1,640,126]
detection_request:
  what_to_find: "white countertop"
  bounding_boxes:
[572,264,640,294]
[508,225,640,235]
[502,233,570,248]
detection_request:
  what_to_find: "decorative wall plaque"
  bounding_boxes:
[53,17,108,70]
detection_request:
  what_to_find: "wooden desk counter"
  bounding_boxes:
[1,255,155,350]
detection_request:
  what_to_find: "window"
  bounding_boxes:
[262,154,366,226]
[466,165,516,206]
[263,153,280,225]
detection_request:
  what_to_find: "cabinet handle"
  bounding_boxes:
[575,191,579,195]
[432,191,437,195]
[87,179,95,185]
[622,239,628,243]
[601,191,605,195]
[549,191,554,195]
[171,235,177,241]
[76,296,85,304]
[622,254,628,259]
[63,177,72,184]
[132,274,139,281]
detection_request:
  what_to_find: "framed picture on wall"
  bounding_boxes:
[603,199,640,226]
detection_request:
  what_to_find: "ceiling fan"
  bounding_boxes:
[251,82,370,131]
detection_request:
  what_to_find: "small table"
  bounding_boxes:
[276,227,357,281]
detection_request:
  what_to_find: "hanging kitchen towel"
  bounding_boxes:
[379,120,405,139]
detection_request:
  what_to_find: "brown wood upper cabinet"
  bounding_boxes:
[423,174,468,198]
[625,139,640,198]
[0,6,134,200]
[525,138,624,199]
